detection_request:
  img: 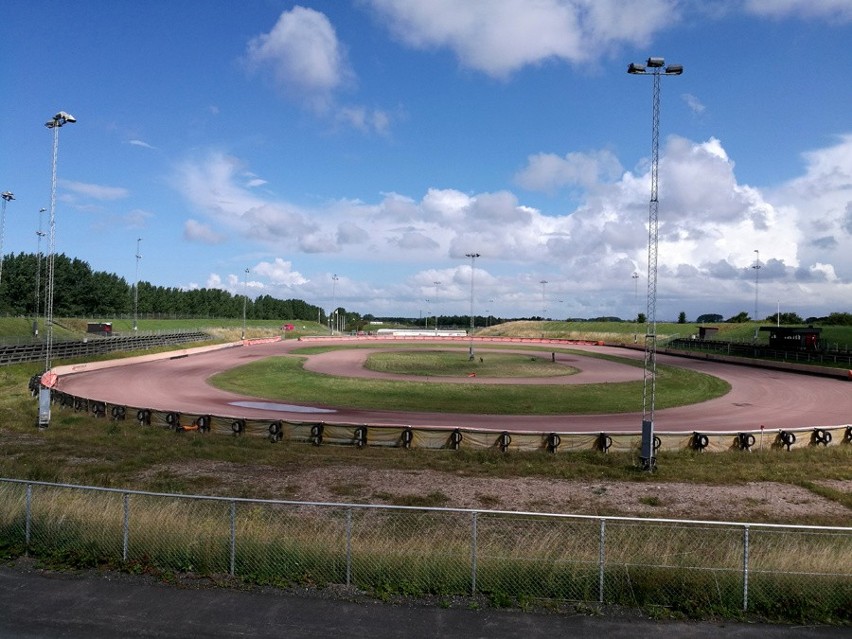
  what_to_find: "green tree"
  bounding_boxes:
[726,311,751,323]
[677,311,687,324]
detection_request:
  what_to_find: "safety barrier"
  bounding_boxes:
[40,386,850,456]
[1,331,211,366]
[1,478,849,622]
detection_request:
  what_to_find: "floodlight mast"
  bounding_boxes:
[0,192,14,289]
[40,111,76,428]
[627,58,682,470]
[35,208,47,336]
[465,253,480,360]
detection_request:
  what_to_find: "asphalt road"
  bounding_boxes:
[53,338,852,433]
[1,566,847,639]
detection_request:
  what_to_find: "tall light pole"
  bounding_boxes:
[331,273,338,335]
[631,271,639,316]
[241,267,249,340]
[0,192,14,289]
[34,208,47,336]
[133,238,142,331]
[40,111,77,428]
[433,281,441,332]
[752,249,761,322]
[465,252,480,360]
[628,57,683,470]
[539,280,548,319]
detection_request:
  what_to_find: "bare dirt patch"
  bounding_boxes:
[139,461,851,524]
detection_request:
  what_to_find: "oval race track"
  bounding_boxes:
[54,338,852,433]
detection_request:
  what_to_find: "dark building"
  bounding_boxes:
[759,326,821,351]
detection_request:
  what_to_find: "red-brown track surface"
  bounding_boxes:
[54,338,852,433]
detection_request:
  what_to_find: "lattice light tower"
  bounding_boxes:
[39,111,76,428]
[0,191,14,289]
[627,57,683,470]
[465,253,480,360]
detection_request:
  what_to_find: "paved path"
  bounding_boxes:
[1,566,846,639]
[54,338,852,433]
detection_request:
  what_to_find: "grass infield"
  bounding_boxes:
[209,346,730,415]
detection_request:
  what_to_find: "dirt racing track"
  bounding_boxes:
[50,336,852,453]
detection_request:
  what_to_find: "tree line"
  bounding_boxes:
[0,252,324,322]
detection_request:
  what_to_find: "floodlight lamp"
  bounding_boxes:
[627,62,646,74]
[665,64,683,75]
[1,192,14,202]
[647,57,665,67]
[46,111,77,128]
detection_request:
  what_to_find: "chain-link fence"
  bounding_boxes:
[1,478,849,621]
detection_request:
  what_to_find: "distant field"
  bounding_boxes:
[1,316,850,350]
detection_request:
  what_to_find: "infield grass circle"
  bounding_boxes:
[364,350,578,378]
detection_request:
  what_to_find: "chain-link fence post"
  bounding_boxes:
[599,518,606,603]
[470,511,478,596]
[346,508,352,586]
[122,493,130,562]
[229,500,236,577]
[742,525,749,612]
[25,483,32,553]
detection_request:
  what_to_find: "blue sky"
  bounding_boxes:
[2,0,851,322]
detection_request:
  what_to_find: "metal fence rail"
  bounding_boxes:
[1,478,849,621]
[667,338,852,369]
[0,331,210,366]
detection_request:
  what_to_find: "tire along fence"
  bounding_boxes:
[1,478,849,622]
[34,381,852,455]
[34,336,852,455]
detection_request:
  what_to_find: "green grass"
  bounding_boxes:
[208,349,730,415]
[364,350,577,378]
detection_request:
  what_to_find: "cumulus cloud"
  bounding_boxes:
[365,0,679,77]
[172,131,852,319]
[243,7,393,134]
[251,258,308,287]
[244,6,351,111]
[764,133,852,284]
[515,149,623,193]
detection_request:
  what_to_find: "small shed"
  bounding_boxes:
[697,326,719,340]
[86,322,112,336]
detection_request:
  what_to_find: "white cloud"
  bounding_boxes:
[515,149,623,193]
[172,132,852,319]
[127,139,155,149]
[744,0,852,22]
[251,258,308,287]
[336,105,392,135]
[243,7,393,134]
[681,93,706,114]
[123,208,154,230]
[184,219,226,244]
[244,6,352,111]
[365,0,680,77]
[61,180,129,200]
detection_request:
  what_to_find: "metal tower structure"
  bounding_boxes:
[627,57,683,470]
